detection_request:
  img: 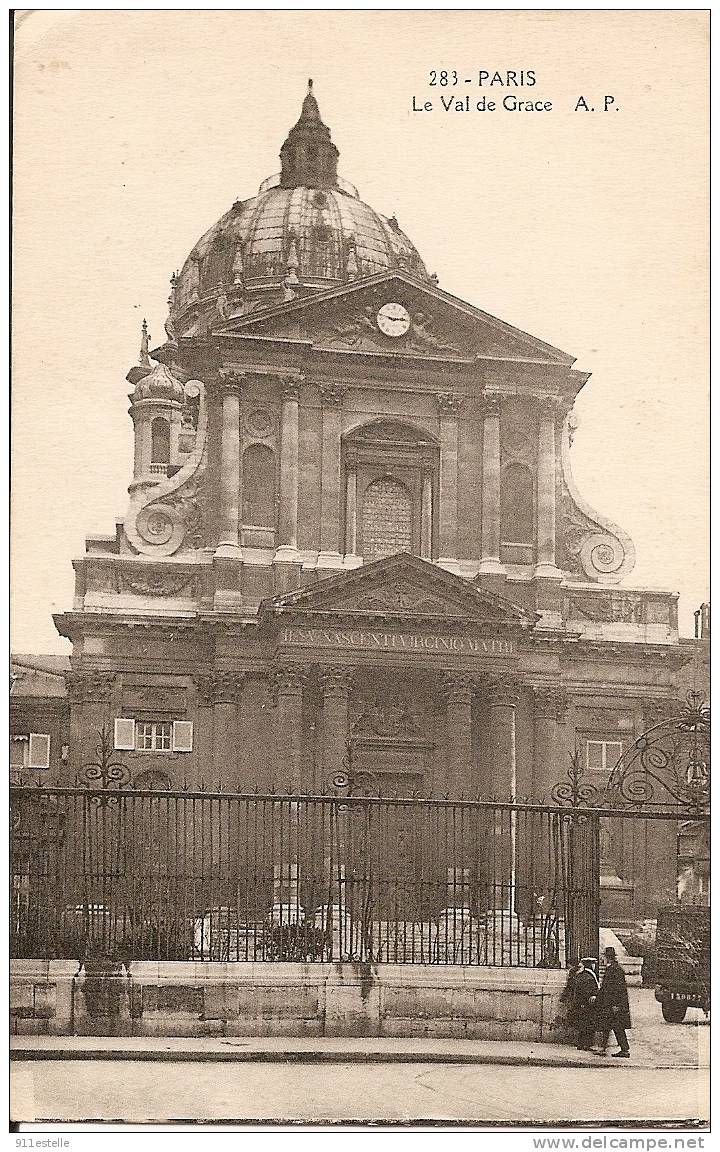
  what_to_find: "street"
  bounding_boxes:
[11,991,709,1125]
[10,1061,709,1125]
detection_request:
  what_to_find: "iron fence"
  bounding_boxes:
[10,783,604,967]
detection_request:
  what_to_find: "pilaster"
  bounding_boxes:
[319,665,353,791]
[435,392,462,563]
[215,370,244,558]
[317,383,345,566]
[276,376,302,560]
[534,396,563,582]
[478,392,507,583]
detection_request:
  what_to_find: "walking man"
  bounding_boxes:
[592,945,632,1058]
[569,956,600,1050]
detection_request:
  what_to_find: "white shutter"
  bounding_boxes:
[114,717,136,751]
[172,720,193,752]
[28,733,51,769]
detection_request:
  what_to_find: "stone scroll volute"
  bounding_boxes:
[124,378,209,557]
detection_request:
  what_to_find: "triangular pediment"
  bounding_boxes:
[261,553,535,627]
[215,272,574,366]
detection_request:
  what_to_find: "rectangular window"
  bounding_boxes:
[586,739,623,773]
[136,721,173,752]
[10,734,51,770]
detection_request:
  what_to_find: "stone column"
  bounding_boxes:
[319,666,353,790]
[478,392,506,577]
[317,384,345,564]
[271,664,306,923]
[436,392,462,562]
[534,398,562,579]
[442,673,475,797]
[276,376,302,558]
[208,672,244,785]
[273,663,305,790]
[420,459,433,559]
[486,676,520,912]
[532,686,568,801]
[215,370,243,556]
[488,677,519,798]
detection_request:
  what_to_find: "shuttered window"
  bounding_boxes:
[113,717,193,752]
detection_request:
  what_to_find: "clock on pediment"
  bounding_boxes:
[376,302,410,337]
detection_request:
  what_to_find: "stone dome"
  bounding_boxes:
[167,82,430,339]
[131,361,185,404]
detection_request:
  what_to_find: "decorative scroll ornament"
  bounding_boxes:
[551,749,599,809]
[79,725,131,800]
[551,692,709,814]
[605,691,709,812]
[331,739,380,798]
[559,413,635,584]
[125,379,208,557]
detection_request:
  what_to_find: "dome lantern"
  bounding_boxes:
[279,79,340,190]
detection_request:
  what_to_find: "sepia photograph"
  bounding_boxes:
[9,9,709,1131]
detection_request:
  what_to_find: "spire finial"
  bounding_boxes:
[140,318,150,366]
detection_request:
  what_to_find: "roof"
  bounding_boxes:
[11,654,70,699]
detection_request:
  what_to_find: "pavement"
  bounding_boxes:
[10,989,709,1069]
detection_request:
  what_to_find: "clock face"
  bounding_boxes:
[376,302,411,337]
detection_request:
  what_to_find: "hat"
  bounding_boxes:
[604,946,617,960]
[580,956,597,963]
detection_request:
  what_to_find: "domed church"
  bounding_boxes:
[54,82,684,916]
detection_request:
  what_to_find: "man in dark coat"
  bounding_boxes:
[592,946,632,1057]
[561,957,599,1050]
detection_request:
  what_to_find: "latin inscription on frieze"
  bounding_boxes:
[278,626,514,657]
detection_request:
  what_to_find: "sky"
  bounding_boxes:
[11,10,709,652]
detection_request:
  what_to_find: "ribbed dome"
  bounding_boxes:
[166,83,430,339]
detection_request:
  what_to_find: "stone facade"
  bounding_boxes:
[49,83,691,923]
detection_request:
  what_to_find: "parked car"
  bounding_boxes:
[654,905,710,1022]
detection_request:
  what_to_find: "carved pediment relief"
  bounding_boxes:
[218,272,574,365]
[264,553,533,627]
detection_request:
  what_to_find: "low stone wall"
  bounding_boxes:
[10,959,568,1041]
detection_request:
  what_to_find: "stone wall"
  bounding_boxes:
[10,959,567,1042]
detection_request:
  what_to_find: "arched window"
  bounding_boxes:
[501,463,534,548]
[362,476,413,561]
[242,444,276,528]
[151,418,170,464]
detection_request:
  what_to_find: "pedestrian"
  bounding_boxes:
[591,945,632,1058]
[560,956,599,1051]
